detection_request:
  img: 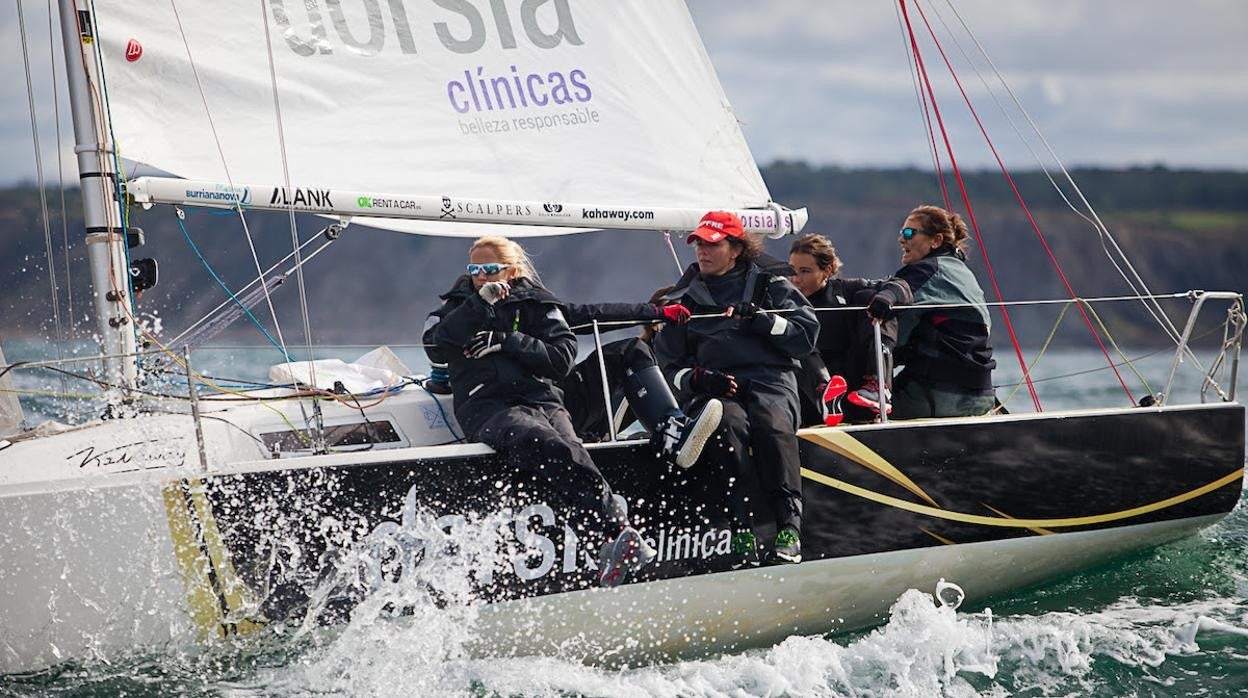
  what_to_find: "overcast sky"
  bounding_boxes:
[1,0,1245,186]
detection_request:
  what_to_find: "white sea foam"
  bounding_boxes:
[245,506,1248,698]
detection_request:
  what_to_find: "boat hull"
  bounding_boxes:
[0,403,1242,671]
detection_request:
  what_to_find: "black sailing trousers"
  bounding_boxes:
[698,371,804,534]
[471,402,618,544]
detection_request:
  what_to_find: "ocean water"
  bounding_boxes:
[1,340,1245,697]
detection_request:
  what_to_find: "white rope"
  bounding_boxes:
[936,0,1185,350]
[259,1,318,378]
[168,0,297,369]
[47,0,74,339]
[662,231,685,274]
[17,0,68,396]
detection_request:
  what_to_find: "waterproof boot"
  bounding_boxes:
[772,527,802,564]
[624,365,723,468]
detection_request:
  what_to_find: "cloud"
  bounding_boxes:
[688,0,1248,169]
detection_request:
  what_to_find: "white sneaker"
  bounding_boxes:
[653,399,723,469]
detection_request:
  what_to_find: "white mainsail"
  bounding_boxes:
[92,0,776,237]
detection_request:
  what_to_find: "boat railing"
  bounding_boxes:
[580,289,1245,438]
[0,290,1242,448]
[1159,291,1243,406]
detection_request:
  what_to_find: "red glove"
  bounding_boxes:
[657,303,692,325]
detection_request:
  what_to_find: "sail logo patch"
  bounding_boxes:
[124,39,143,63]
[269,187,333,208]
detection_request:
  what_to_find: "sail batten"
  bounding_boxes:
[94,1,779,237]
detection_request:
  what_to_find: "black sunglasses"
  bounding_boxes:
[900,227,929,240]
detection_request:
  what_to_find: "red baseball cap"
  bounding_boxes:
[687,211,745,244]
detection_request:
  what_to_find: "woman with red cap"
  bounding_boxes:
[653,211,819,564]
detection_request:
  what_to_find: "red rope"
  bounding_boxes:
[898,0,1042,411]
[912,50,951,210]
[911,0,1136,405]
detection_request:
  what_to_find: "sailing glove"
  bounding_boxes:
[464,330,508,359]
[732,302,782,335]
[690,367,737,397]
[478,281,510,305]
[867,295,895,321]
[656,303,691,325]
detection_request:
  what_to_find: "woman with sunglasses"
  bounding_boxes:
[423,235,655,588]
[877,205,997,419]
[787,233,911,424]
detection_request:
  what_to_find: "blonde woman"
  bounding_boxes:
[423,235,655,587]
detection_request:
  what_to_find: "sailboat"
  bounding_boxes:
[1,0,1243,674]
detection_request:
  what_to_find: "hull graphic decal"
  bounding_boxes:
[981,503,1054,535]
[919,527,956,545]
[799,429,939,506]
[162,479,265,639]
[801,467,1243,529]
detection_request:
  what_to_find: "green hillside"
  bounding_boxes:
[1,165,1243,348]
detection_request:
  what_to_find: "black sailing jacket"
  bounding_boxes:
[654,260,819,391]
[423,276,576,433]
[891,245,996,392]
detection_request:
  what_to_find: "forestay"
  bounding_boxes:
[93,0,776,237]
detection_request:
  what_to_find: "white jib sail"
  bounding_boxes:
[91,0,774,237]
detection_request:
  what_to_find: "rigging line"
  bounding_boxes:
[167,0,299,378]
[662,232,684,274]
[85,1,154,393]
[86,1,139,323]
[927,0,1101,233]
[174,208,292,360]
[167,0,310,432]
[898,0,1041,411]
[894,0,949,208]
[17,0,68,396]
[571,290,1203,332]
[925,2,1198,379]
[912,1,1135,405]
[994,301,1071,411]
[1075,298,1154,397]
[47,0,74,339]
[992,322,1229,393]
[166,232,333,350]
[259,1,320,416]
[937,1,1184,351]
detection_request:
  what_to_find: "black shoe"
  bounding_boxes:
[652,399,723,469]
[772,527,802,564]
